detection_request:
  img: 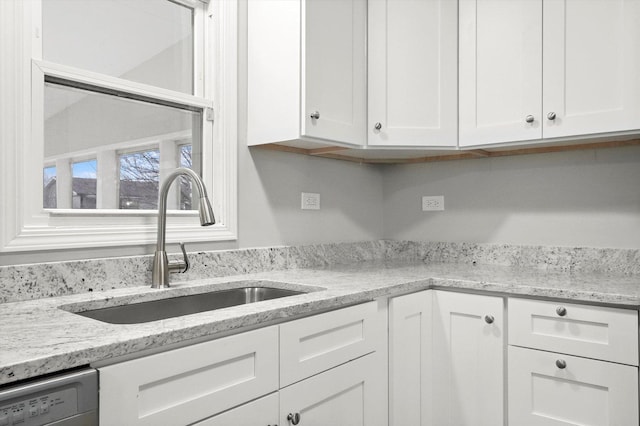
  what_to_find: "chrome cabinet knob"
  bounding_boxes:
[484,314,494,324]
[374,122,382,130]
[525,115,535,123]
[287,413,301,425]
[310,111,320,120]
[556,306,567,317]
[547,112,556,120]
[556,359,567,369]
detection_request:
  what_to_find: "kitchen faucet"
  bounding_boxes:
[151,168,215,288]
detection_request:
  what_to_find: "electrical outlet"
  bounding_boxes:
[422,195,444,211]
[301,192,320,210]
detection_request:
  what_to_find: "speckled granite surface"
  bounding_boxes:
[2,240,639,304]
[1,240,639,386]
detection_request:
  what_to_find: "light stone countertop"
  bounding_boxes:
[1,260,640,386]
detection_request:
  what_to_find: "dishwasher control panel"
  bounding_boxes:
[0,369,97,426]
[0,387,78,426]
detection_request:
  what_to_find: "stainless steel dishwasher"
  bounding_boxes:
[0,368,97,426]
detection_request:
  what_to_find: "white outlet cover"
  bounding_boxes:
[422,195,444,211]
[301,192,320,210]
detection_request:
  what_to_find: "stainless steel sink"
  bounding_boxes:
[75,287,307,324]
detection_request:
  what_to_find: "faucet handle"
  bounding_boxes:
[168,242,190,274]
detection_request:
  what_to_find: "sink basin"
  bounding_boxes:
[75,286,307,324]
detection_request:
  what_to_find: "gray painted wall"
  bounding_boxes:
[382,145,640,249]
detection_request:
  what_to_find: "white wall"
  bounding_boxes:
[382,145,640,249]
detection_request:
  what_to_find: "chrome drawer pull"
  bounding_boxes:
[556,359,567,369]
[556,306,567,317]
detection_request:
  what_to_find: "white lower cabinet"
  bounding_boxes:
[199,353,384,426]
[508,346,639,425]
[508,297,639,426]
[98,326,279,426]
[388,290,504,426]
[97,302,382,426]
[280,352,385,426]
[431,291,505,426]
[98,290,640,426]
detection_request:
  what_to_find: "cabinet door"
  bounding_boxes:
[388,290,432,426]
[194,392,279,426]
[302,0,366,145]
[368,0,457,147]
[543,0,640,138]
[509,346,639,425]
[98,326,279,426]
[459,0,542,146]
[432,291,504,426]
[279,353,385,426]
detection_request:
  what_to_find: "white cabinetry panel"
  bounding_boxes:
[509,298,638,365]
[509,346,639,425]
[460,0,640,147]
[279,353,385,426]
[388,290,432,426]
[368,0,457,147]
[302,0,366,144]
[459,0,542,146]
[432,290,504,426]
[279,301,379,387]
[98,326,278,426]
[247,0,366,147]
[543,0,640,138]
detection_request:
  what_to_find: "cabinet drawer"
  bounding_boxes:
[509,298,638,365]
[508,346,639,425]
[99,326,279,426]
[280,301,380,387]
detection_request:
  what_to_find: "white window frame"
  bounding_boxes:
[0,0,237,252]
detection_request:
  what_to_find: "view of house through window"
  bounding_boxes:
[72,160,97,209]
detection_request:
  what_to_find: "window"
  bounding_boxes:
[0,0,237,251]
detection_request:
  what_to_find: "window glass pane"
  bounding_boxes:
[72,160,97,209]
[119,150,160,210]
[43,0,194,94]
[43,166,57,208]
[44,82,202,210]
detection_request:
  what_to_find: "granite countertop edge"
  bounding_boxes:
[1,260,639,386]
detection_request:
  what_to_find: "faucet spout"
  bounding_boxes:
[152,168,215,288]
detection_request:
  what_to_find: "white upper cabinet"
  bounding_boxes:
[303,0,367,145]
[368,0,458,147]
[543,0,640,139]
[247,0,366,147]
[459,0,542,146]
[460,0,640,147]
